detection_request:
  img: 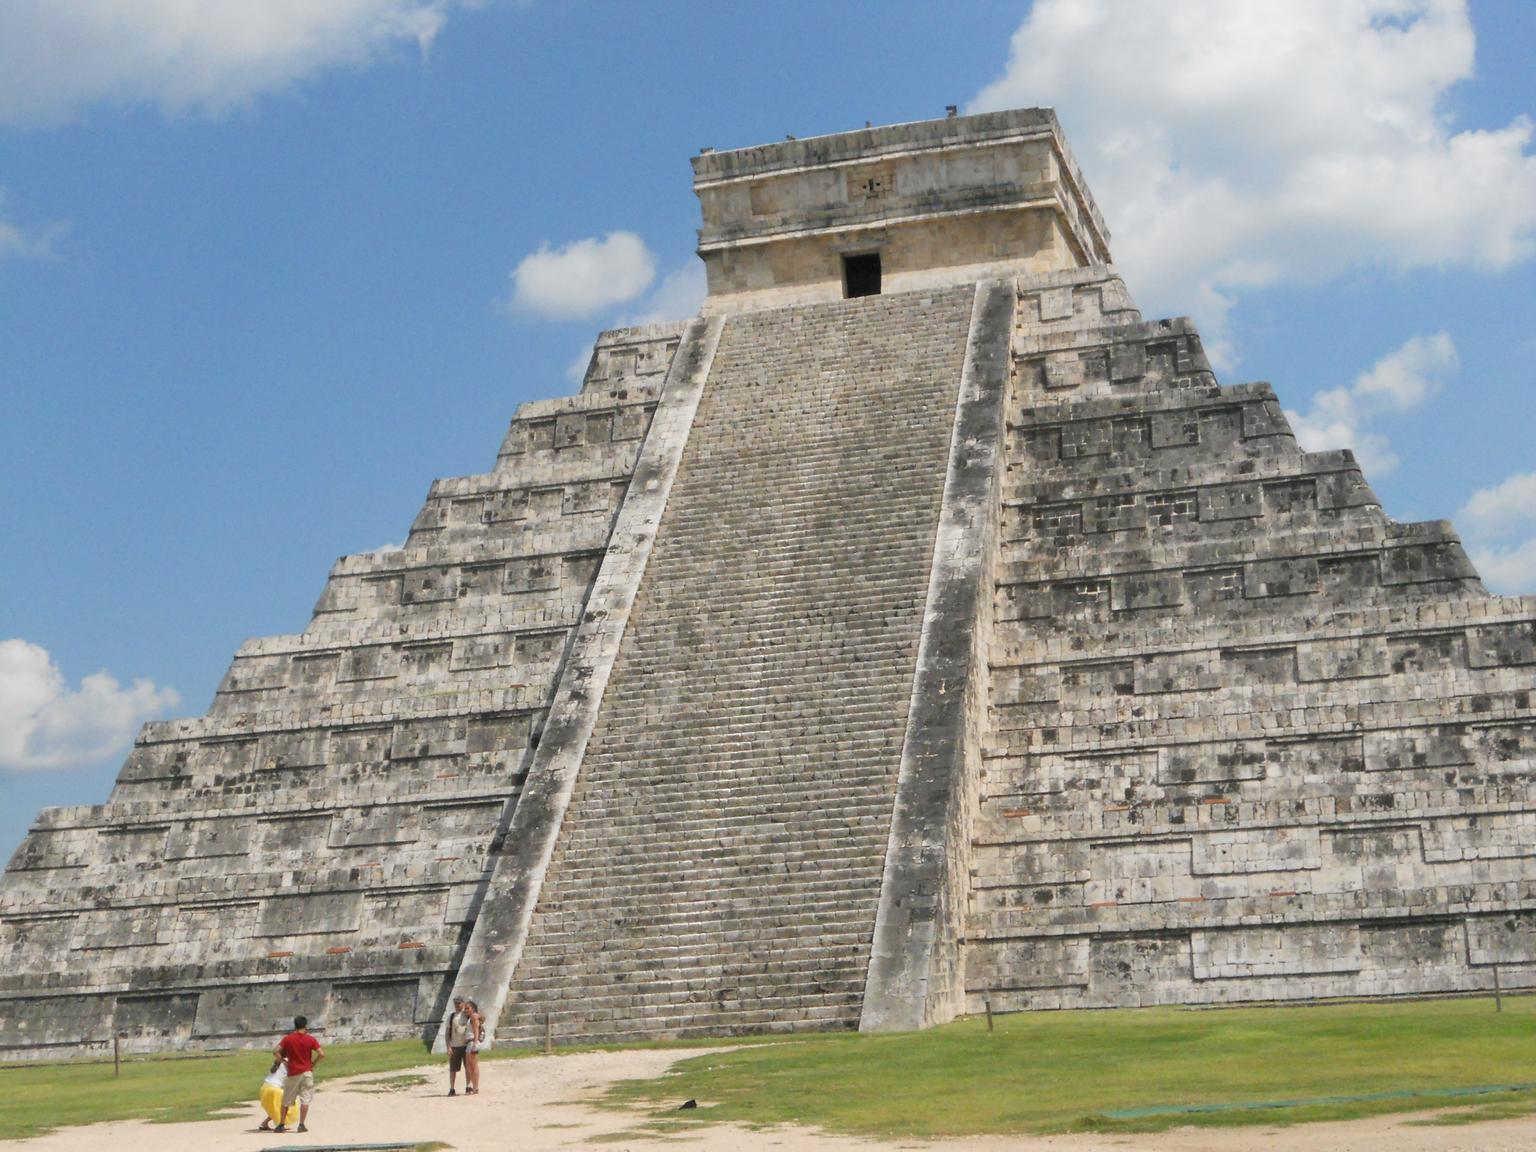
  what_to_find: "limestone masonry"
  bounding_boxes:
[4,108,1534,1058]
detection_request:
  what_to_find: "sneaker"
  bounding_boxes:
[272,1126,286,1133]
[296,1125,308,1133]
[448,1089,457,1096]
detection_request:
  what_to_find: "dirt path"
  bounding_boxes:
[4,1048,1533,1152]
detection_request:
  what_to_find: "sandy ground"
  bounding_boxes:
[5,1048,1534,1152]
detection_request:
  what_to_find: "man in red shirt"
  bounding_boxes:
[262,1014,324,1134]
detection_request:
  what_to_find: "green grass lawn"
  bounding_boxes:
[602,996,1536,1137]
[3,998,1533,1143]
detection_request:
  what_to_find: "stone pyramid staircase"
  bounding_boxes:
[490,287,979,1043]
[6,266,1534,1057]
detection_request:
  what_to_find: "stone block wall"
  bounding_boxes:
[964,270,1536,1011]
[0,324,683,1059]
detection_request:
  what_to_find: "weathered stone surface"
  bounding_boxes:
[860,279,1014,1032]
[966,269,1536,1014]
[442,315,725,1050]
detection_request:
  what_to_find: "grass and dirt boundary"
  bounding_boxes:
[2,996,1532,1143]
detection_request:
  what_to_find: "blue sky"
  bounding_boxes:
[2,0,1534,864]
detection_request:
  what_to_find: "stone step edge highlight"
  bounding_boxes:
[436,314,725,1051]
[859,277,1017,1032]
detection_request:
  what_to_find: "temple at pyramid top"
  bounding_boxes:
[692,108,1112,312]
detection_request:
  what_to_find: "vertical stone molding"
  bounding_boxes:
[860,279,1015,1032]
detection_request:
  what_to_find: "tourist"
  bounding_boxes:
[263,1014,324,1134]
[464,997,485,1095]
[445,996,472,1095]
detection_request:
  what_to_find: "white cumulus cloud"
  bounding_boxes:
[0,639,179,771]
[508,231,657,319]
[1285,331,1457,475]
[1353,331,1459,410]
[970,0,1536,369]
[1468,539,1536,597]
[0,0,463,126]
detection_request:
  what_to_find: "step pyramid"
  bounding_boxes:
[4,108,1532,1059]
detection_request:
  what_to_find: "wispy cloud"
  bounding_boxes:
[970,0,1536,371]
[1467,538,1536,596]
[1458,471,1536,595]
[0,188,67,262]
[1285,331,1457,475]
[0,639,178,771]
[566,346,594,385]
[618,262,707,328]
[0,1,468,126]
[1459,472,1536,539]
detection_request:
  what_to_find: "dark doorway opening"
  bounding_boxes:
[843,252,882,298]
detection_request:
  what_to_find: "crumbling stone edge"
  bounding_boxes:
[859,279,1015,1031]
[439,315,726,1050]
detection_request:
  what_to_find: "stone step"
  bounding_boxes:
[566,791,896,826]
[496,1001,858,1046]
[552,812,893,851]
[536,869,883,910]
